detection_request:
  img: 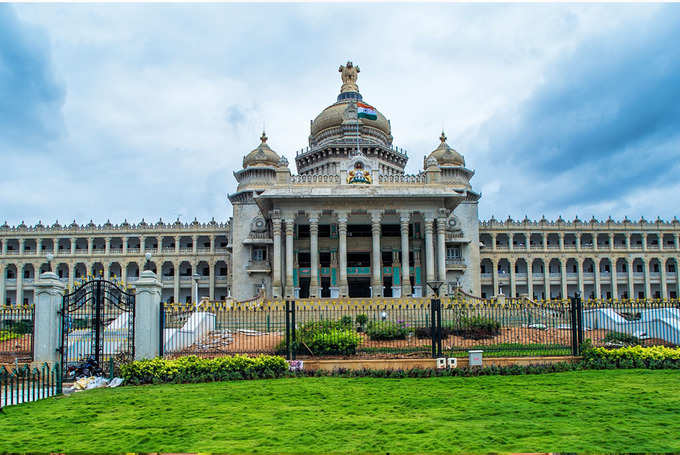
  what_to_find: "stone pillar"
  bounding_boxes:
[577,260,584,297]
[544,259,550,299]
[492,259,499,296]
[526,235,531,251]
[175,236,180,254]
[209,260,215,300]
[675,233,679,250]
[33,271,65,364]
[509,259,516,298]
[560,258,567,299]
[627,259,634,299]
[192,235,198,254]
[1,239,6,255]
[400,212,411,297]
[19,238,25,255]
[436,216,447,283]
[660,260,667,299]
[576,233,581,251]
[558,233,564,251]
[527,261,534,300]
[105,237,111,255]
[309,214,320,298]
[37,238,43,255]
[644,259,652,299]
[542,234,547,250]
[140,235,146,254]
[509,234,514,252]
[625,234,631,250]
[642,233,648,252]
[611,258,618,299]
[71,237,76,255]
[609,233,614,251]
[17,263,24,306]
[0,264,5,306]
[272,217,282,298]
[594,260,602,299]
[88,237,94,256]
[491,233,496,251]
[593,234,599,251]
[285,218,295,298]
[68,263,74,290]
[370,210,382,297]
[210,236,215,254]
[337,213,348,297]
[133,270,162,360]
[424,216,435,296]
[173,261,180,303]
[104,262,110,280]
[123,237,128,255]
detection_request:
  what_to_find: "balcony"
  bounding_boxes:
[127,248,141,254]
[445,232,467,243]
[246,260,271,274]
[446,257,466,270]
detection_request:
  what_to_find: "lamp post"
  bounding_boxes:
[426,280,444,358]
[143,252,153,272]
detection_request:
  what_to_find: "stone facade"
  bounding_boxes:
[3,62,680,304]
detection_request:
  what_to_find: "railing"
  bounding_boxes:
[0,305,34,362]
[378,174,426,184]
[1,363,61,408]
[290,174,340,184]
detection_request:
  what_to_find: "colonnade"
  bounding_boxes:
[271,210,450,298]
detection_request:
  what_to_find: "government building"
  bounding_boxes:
[1,62,679,305]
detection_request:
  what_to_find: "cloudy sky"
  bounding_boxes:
[2,3,679,227]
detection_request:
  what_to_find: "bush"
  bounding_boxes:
[603,331,641,346]
[450,316,501,340]
[355,314,368,326]
[414,326,452,339]
[121,354,289,385]
[366,321,411,341]
[582,345,680,369]
[2,319,33,334]
[278,318,361,356]
[0,329,21,342]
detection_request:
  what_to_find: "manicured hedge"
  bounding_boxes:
[582,344,680,369]
[121,355,288,385]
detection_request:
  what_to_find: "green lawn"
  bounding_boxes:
[2,370,679,453]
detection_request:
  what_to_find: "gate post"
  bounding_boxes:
[34,272,65,365]
[133,270,162,360]
[569,295,579,356]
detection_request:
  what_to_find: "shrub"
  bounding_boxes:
[0,329,21,342]
[582,345,680,369]
[366,321,411,341]
[338,316,353,329]
[121,354,289,385]
[355,314,368,326]
[603,331,641,346]
[305,329,361,356]
[450,316,501,340]
[414,326,452,339]
[2,319,33,334]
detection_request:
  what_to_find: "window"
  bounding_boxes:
[446,247,460,260]
[252,247,267,262]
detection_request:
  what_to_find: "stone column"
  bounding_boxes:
[173,261,180,303]
[560,258,567,299]
[509,259,516,298]
[33,272,65,364]
[424,216,435,296]
[625,234,631,250]
[123,237,128,255]
[609,233,614,251]
[284,218,295,298]
[492,259,499,296]
[509,234,514,252]
[611,258,618,299]
[71,237,76,255]
[660,260,667,299]
[0,264,5,306]
[133,270,162,360]
[337,213,349,297]
[436,216,447,283]
[175,236,180,254]
[577,260,584,297]
[37,239,43,255]
[272,217,283,298]
[400,212,412,297]
[88,237,94,256]
[491,233,497,251]
[370,210,382,297]
[542,234,547,250]
[104,262,110,280]
[544,259,550,299]
[594,259,602,299]
[140,235,146,254]
[644,259,652,299]
[19,238,25,255]
[1,239,6,255]
[593,234,599,251]
[192,235,198,254]
[210,236,215,254]
[642,233,648,252]
[68,263,74,290]
[209,260,215,300]
[558,233,564,251]
[527,261,534,300]
[17,263,24,306]
[627,258,634,299]
[105,237,111,255]
[526,235,531,251]
[675,233,679,250]
[309,214,320,298]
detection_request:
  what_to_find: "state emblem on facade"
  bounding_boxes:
[347,161,372,184]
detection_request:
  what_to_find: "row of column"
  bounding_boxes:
[0,235,220,256]
[488,257,680,300]
[487,232,680,252]
[271,211,450,298]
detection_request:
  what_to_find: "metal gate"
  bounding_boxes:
[59,278,135,377]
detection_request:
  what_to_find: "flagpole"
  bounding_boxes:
[356,101,360,157]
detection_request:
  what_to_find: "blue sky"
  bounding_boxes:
[2,3,679,226]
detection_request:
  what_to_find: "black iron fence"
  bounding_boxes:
[0,305,34,363]
[0,363,62,408]
[159,297,680,360]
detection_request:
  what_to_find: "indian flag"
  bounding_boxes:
[357,102,377,120]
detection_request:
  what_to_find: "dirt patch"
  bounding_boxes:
[0,334,32,362]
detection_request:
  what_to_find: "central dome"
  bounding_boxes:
[309,61,391,138]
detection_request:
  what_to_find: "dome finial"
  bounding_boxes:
[440,130,447,143]
[338,61,360,93]
[260,130,267,143]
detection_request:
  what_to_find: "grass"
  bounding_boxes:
[2,369,679,453]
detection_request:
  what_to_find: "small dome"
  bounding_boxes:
[427,131,465,167]
[243,132,280,168]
